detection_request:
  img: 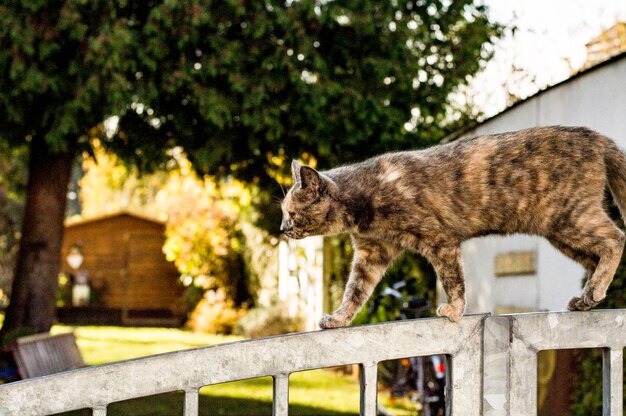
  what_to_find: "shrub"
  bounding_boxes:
[186,289,246,335]
[236,304,303,339]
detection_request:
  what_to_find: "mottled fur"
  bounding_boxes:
[280,126,626,328]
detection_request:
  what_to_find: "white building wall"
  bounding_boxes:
[278,236,325,331]
[449,55,626,314]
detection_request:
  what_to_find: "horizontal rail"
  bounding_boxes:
[0,314,487,416]
[2,310,624,416]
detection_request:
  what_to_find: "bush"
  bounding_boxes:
[236,304,303,339]
[186,289,246,335]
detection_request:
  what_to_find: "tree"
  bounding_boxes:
[0,0,500,339]
[0,1,141,338]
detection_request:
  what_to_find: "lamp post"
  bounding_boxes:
[66,243,90,307]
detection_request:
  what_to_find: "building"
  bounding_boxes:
[277,236,324,331]
[58,212,184,326]
[441,40,626,416]
[441,50,626,315]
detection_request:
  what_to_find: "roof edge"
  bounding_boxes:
[65,210,166,227]
[443,50,626,142]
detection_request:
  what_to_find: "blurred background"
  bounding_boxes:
[1,1,625,414]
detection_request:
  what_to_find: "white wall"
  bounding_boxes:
[446,56,626,314]
[278,236,324,330]
[468,56,626,146]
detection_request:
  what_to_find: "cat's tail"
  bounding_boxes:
[605,140,626,224]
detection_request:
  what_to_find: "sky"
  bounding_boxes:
[471,0,626,117]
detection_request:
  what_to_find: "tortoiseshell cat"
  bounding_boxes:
[280,126,626,329]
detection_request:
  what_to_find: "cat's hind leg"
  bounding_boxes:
[550,210,625,311]
[548,237,598,310]
[428,245,465,322]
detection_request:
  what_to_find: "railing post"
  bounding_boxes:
[448,315,486,415]
[508,333,537,415]
[483,316,511,416]
[273,373,289,416]
[92,406,107,416]
[603,348,624,416]
[184,388,199,416]
[359,362,378,416]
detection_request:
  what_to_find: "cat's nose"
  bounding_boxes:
[280,220,292,233]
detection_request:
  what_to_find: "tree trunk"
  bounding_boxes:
[0,138,74,341]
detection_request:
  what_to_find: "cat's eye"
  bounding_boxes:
[288,211,296,219]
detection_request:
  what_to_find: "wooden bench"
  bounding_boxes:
[11,332,85,379]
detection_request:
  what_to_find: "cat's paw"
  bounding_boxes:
[319,314,349,329]
[591,286,607,303]
[568,287,605,311]
[436,303,463,323]
[567,296,594,311]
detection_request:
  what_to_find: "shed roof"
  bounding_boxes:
[65,211,165,228]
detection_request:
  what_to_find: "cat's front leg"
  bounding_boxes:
[319,239,398,329]
[427,245,466,323]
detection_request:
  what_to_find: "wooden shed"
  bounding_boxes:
[58,212,184,326]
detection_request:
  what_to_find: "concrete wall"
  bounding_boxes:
[450,55,626,314]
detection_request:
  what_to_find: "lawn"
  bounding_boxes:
[50,325,364,415]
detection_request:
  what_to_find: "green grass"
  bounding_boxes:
[50,325,361,415]
[51,325,245,365]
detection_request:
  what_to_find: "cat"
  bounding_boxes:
[280,126,626,329]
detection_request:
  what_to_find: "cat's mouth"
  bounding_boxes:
[284,231,304,239]
[284,229,309,239]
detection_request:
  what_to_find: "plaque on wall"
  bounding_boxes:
[494,251,536,277]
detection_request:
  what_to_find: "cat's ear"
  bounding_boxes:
[300,166,322,193]
[292,160,327,194]
[291,160,304,184]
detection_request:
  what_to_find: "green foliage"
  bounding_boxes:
[56,273,72,308]
[322,235,356,314]
[162,186,246,302]
[186,288,246,334]
[0,143,28,201]
[352,252,437,325]
[106,0,501,183]
[322,234,436,327]
[0,148,25,307]
[0,2,138,152]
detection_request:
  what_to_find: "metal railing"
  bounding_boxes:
[0,310,623,416]
[484,311,625,416]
